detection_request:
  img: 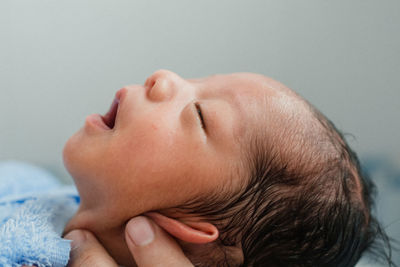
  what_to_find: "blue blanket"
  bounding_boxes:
[0,161,79,267]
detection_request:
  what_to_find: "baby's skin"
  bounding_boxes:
[63,69,313,266]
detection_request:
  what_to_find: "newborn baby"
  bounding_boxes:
[63,70,390,266]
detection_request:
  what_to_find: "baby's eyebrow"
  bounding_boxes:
[208,87,245,147]
[194,76,248,146]
[223,88,247,144]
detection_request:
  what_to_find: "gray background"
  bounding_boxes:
[1,0,399,265]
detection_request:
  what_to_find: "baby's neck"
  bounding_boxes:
[64,209,136,266]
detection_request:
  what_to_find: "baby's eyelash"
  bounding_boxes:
[194,102,206,130]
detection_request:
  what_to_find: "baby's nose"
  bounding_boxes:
[145,69,180,102]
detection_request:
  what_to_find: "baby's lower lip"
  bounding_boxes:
[85,113,111,131]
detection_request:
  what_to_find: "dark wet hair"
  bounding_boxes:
[175,101,395,267]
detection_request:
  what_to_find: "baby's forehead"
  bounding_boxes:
[210,72,307,114]
[195,72,301,102]
[195,72,311,142]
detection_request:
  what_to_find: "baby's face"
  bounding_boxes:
[63,69,304,263]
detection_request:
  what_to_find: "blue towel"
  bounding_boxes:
[0,161,79,267]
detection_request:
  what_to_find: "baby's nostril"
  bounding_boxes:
[146,79,156,89]
[144,73,160,89]
[147,78,173,102]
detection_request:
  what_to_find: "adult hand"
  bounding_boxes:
[66,216,193,267]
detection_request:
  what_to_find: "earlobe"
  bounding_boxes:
[145,212,219,244]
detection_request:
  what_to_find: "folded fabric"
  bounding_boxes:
[0,161,79,267]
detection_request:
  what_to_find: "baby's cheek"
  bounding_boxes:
[109,113,208,207]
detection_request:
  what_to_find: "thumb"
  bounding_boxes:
[125,216,193,267]
[65,229,118,267]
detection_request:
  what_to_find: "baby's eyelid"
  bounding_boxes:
[194,102,206,132]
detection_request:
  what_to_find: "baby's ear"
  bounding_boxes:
[145,212,218,244]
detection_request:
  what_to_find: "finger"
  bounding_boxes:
[65,229,118,267]
[125,216,194,267]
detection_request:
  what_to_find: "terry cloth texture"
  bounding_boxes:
[0,161,79,267]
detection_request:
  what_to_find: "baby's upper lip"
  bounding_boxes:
[116,87,128,103]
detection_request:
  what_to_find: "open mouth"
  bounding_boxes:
[101,97,119,129]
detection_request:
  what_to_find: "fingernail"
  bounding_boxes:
[65,230,86,250]
[126,216,155,247]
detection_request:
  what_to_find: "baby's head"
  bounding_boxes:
[63,70,390,266]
